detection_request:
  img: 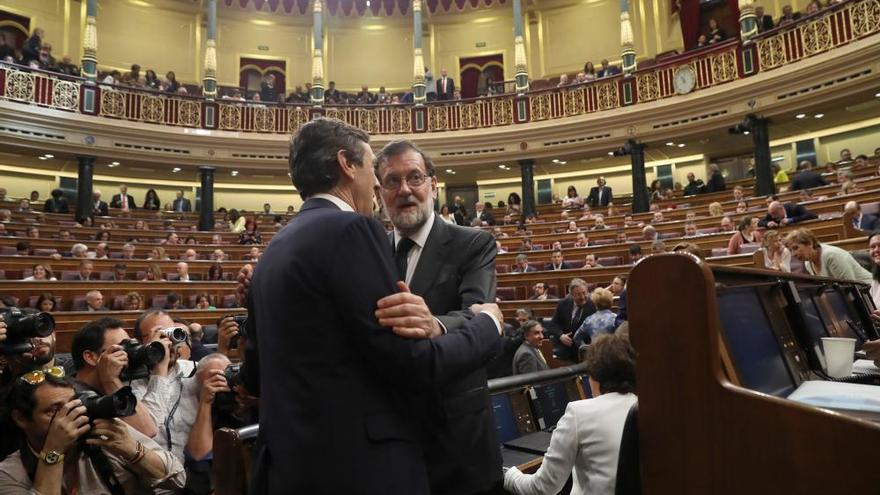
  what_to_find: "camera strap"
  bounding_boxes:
[164,376,184,451]
[83,444,125,495]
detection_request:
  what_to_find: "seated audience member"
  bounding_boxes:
[790,160,827,190]
[176,262,192,282]
[228,209,246,233]
[728,215,763,255]
[845,201,880,232]
[787,228,872,284]
[76,260,95,281]
[93,242,109,259]
[719,215,734,232]
[683,172,706,196]
[706,18,726,43]
[573,287,617,348]
[574,233,590,248]
[584,254,603,268]
[708,202,724,217]
[164,232,180,246]
[239,219,262,245]
[761,230,792,272]
[164,293,183,310]
[23,264,56,281]
[546,250,572,271]
[565,220,580,233]
[607,276,626,296]
[641,225,658,241]
[777,4,801,26]
[512,254,536,273]
[562,186,583,208]
[512,321,549,375]
[124,291,145,311]
[623,215,642,228]
[439,204,456,225]
[578,205,593,221]
[17,199,32,213]
[210,249,226,262]
[758,201,817,228]
[245,246,262,261]
[684,222,698,237]
[70,243,89,258]
[16,241,32,257]
[556,74,570,88]
[868,232,880,308]
[615,231,627,244]
[496,241,508,254]
[195,293,216,310]
[705,163,726,193]
[0,370,184,493]
[182,249,199,262]
[85,290,107,311]
[735,201,749,214]
[651,240,667,254]
[147,247,168,261]
[530,283,551,301]
[592,215,607,230]
[838,170,861,195]
[550,279,596,362]
[26,226,40,239]
[672,242,705,260]
[504,334,638,495]
[732,186,745,202]
[35,292,57,312]
[838,148,853,164]
[138,264,162,283]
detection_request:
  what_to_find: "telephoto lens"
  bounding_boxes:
[0,308,55,355]
[119,339,166,381]
[77,386,138,420]
[159,326,188,344]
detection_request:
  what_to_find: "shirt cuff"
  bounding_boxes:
[479,311,503,335]
[434,317,448,335]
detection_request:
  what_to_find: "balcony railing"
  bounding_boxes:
[0,0,876,136]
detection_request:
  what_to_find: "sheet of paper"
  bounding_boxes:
[789,380,880,413]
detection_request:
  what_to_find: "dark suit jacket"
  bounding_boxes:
[789,170,827,191]
[172,198,192,212]
[587,186,613,207]
[43,198,69,214]
[549,295,596,360]
[471,209,495,226]
[857,213,880,232]
[705,172,726,193]
[758,203,818,227]
[109,194,136,209]
[403,216,502,495]
[545,261,573,271]
[248,198,501,495]
[92,200,108,217]
[512,343,548,375]
[512,264,537,273]
[758,14,775,32]
[436,77,455,100]
[683,180,705,196]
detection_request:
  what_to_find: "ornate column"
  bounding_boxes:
[519,159,536,218]
[199,167,216,232]
[203,0,218,99]
[620,0,637,76]
[738,0,759,42]
[513,0,529,94]
[412,0,426,105]
[310,0,325,105]
[81,0,98,83]
[75,156,95,223]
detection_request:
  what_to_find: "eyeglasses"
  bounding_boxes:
[379,172,431,191]
[19,366,65,385]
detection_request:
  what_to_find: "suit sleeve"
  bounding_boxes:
[514,351,539,375]
[607,188,614,205]
[332,216,501,390]
[757,214,773,228]
[789,205,816,223]
[586,189,597,207]
[436,230,497,332]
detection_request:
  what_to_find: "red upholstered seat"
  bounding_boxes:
[33,248,58,256]
[221,294,238,308]
[711,247,729,257]
[740,243,761,254]
[496,287,517,301]
[496,264,510,273]
[60,271,80,281]
[151,295,168,309]
[71,297,88,311]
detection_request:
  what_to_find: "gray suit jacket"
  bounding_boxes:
[405,215,502,495]
[513,342,549,375]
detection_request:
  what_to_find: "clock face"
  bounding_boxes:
[674,67,696,95]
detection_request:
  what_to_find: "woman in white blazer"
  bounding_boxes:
[504,334,638,495]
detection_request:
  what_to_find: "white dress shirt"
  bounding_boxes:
[504,392,638,495]
[312,193,354,212]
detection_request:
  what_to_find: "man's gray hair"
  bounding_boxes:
[569,278,588,291]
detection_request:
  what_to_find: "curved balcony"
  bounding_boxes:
[0,0,878,167]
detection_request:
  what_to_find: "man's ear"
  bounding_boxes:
[10,409,28,430]
[430,175,438,200]
[336,150,355,180]
[83,349,100,367]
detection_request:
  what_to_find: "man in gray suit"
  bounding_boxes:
[374,140,502,495]
[513,320,549,375]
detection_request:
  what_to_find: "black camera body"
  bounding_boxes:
[0,307,55,355]
[227,315,248,350]
[213,363,242,413]
[119,339,165,381]
[76,386,138,420]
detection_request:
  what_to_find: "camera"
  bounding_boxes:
[213,363,242,413]
[119,339,166,381]
[226,315,248,350]
[159,326,188,345]
[0,307,55,355]
[76,386,138,420]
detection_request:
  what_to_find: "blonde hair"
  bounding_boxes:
[785,228,819,249]
[590,287,614,310]
[708,202,724,216]
[761,229,781,248]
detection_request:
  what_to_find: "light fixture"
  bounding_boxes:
[366,0,371,5]
[795,113,806,119]
[814,113,824,118]
[665,142,675,147]
[38,156,48,160]
[172,167,181,173]
[445,168,454,173]
[557,160,567,165]
[231,170,239,176]
[498,164,506,169]
[875,92,880,98]
[111,161,120,166]
[43,154,54,159]
[677,143,686,148]
[607,151,614,156]
[743,131,750,135]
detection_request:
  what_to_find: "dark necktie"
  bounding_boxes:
[572,305,583,329]
[395,237,415,282]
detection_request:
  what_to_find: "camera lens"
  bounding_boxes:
[160,327,187,344]
[31,313,55,337]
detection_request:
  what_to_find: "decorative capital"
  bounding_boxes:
[413,0,421,12]
[620,11,634,46]
[313,0,322,13]
[83,15,98,57]
[204,40,217,72]
[413,48,425,82]
[312,48,324,84]
[514,35,527,73]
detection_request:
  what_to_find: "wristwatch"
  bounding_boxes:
[40,450,64,465]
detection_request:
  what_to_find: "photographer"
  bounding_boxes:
[71,318,158,438]
[0,369,185,493]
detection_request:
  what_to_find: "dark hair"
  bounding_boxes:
[133,309,167,341]
[95,231,110,241]
[373,139,435,177]
[228,209,241,222]
[869,231,880,283]
[71,317,125,371]
[208,262,224,281]
[737,215,755,233]
[508,192,521,204]
[35,293,56,311]
[289,118,370,198]
[5,374,74,424]
[629,244,642,255]
[522,320,542,336]
[584,334,637,394]
[51,189,63,199]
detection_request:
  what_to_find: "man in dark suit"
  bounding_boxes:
[511,254,537,273]
[845,201,880,232]
[512,321,549,375]
[545,250,572,271]
[586,176,613,207]
[109,184,136,210]
[171,190,192,212]
[755,6,775,33]
[470,202,495,226]
[91,190,109,217]
[549,278,596,362]
[43,188,69,214]
[436,68,455,100]
[789,160,828,191]
[597,59,621,78]
[683,172,706,196]
[705,163,726,193]
[758,201,818,228]
[374,139,504,495]
[247,118,503,495]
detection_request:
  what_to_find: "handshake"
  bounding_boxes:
[375,281,503,339]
